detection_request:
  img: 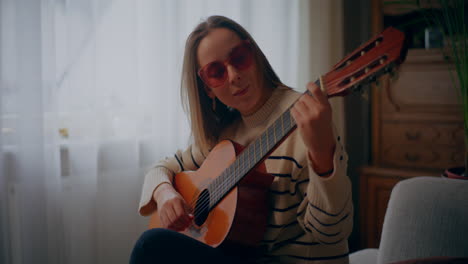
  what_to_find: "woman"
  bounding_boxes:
[130,15,352,264]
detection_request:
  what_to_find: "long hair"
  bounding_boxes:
[181,15,283,154]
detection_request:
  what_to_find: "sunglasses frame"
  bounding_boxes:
[197,40,254,88]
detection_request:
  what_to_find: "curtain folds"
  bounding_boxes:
[0,1,344,263]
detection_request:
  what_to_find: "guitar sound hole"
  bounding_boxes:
[194,189,210,226]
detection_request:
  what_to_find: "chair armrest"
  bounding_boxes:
[350,248,379,264]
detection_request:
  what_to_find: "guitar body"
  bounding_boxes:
[148,140,274,248]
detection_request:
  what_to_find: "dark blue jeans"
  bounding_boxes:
[129,228,247,264]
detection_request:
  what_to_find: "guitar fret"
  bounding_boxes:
[276,125,281,143]
[234,159,238,189]
[289,111,293,127]
[269,126,274,147]
[254,138,259,164]
[276,118,281,139]
[277,121,282,140]
[273,123,277,144]
[281,114,285,136]
[285,112,291,130]
[248,144,252,172]
[261,133,267,157]
[239,152,245,179]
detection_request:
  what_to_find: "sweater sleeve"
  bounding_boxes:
[138,144,206,216]
[296,131,353,245]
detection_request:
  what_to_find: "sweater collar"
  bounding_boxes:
[241,86,285,129]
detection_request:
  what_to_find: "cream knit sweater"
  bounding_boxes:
[138,86,353,264]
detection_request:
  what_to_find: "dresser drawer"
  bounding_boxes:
[380,122,464,169]
[381,144,464,169]
[381,122,464,147]
[380,49,462,117]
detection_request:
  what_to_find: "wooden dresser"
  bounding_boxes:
[360,0,465,249]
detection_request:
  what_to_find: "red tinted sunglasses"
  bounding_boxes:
[198,40,254,88]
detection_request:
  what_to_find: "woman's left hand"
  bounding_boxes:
[290,82,336,175]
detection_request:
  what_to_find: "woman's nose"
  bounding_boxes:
[226,64,241,85]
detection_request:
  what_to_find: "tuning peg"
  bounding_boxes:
[353,85,362,92]
[375,40,380,46]
[346,60,352,66]
[361,51,366,56]
[361,87,369,102]
[390,70,399,82]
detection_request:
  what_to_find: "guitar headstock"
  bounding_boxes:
[323,27,408,97]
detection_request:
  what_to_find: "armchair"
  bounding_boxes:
[350,176,468,263]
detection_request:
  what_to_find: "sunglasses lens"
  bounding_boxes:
[230,43,253,70]
[202,61,227,87]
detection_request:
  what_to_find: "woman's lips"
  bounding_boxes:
[234,86,249,96]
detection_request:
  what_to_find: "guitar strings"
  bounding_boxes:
[189,121,273,220]
[186,133,259,221]
[188,110,296,222]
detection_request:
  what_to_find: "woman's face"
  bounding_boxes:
[197,28,272,116]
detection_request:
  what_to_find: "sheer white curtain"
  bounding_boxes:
[0,0,330,263]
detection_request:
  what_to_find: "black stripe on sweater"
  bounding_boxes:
[271,202,301,212]
[307,194,351,217]
[311,212,350,227]
[263,234,323,248]
[271,173,292,178]
[289,240,320,246]
[270,189,293,195]
[270,233,321,250]
[270,179,309,195]
[174,154,185,171]
[306,220,341,237]
[267,156,303,169]
[190,146,200,168]
[262,232,304,245]
[304,226,345,245]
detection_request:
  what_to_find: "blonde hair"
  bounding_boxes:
[181,15,283,154]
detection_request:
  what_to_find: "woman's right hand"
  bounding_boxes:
[153,183,193,231]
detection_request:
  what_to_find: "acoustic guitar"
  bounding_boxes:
[148,27,408,249]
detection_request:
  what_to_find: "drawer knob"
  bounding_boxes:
[404,153,420,162]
